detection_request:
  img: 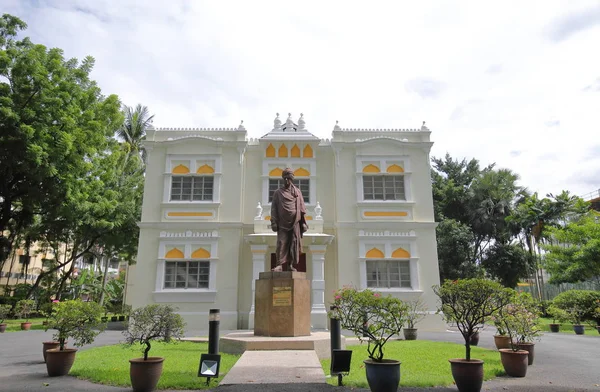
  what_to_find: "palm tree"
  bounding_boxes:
[117,104,154,166]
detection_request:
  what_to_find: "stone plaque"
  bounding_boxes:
[272,286,292,307]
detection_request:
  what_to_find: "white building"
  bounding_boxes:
[126,113,445,331]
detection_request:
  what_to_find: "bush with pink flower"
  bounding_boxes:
[329,285,408,362]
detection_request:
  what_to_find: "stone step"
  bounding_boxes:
[219,350,326,385]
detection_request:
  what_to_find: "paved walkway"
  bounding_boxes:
[220,350,325,384]
[0,328,598,391]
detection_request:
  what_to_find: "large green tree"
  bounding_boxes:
[543,211,600,284]
[0,14,122,269]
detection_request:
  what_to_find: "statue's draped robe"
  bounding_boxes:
[270,183,307,270]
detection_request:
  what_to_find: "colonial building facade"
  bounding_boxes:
[126,114,445,331]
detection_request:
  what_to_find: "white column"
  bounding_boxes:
[248,244,268,329]
[309,245,327,329]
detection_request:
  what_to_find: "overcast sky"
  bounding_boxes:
[4,0,600,198]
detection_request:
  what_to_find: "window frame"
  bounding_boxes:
[362,174,406,201]
[170,175,215,202]
[366,259,411,289]
[163,155,222,204]
[164,260,211,289]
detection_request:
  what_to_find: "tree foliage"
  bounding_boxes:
[0,14,122,269]
[433,279,513,361]
[47,299,106,350]
[481,243,532,288]
[543,212,600,284]
[330,286,409,362]
[123,304,186,361]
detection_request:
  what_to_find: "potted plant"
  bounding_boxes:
[494,294,539,377]
[122,304,186,392]
[15,299,35,330]
[433,279,513,392]
[330,286,408,392]
[40,300,63,362]
[44,299,106,376]
[403,299,426,340]
[498,292,541,369]
[546,305,568,333]
[488,313,510,349]
[594,303,600,334]
[0,304,11,333]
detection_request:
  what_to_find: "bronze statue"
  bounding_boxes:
[270,168,308,271]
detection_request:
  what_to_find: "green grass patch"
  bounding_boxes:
[321,340,504,388]
[71,341,240,390]
[539,317,599,336]
[2,317,47,332]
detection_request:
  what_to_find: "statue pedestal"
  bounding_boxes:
[254,271,311,337]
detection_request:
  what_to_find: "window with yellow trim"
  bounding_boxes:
[363,175,405,200]
[170,176,214,201]
[164,260,210,289]
[366,260,411,288]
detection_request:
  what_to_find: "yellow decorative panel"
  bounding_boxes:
[167,212,213,217]
[387,164,404,173]
[172,164,190,174]
[264,215,271,221]
[366,248,385,258]
[196,164,215,174]
[294,167,310,177]
[392,248,411,258]
[363,164,380,173]
[305,216,313,220]
[364,211,408,217]
[266,143,276,157]
[303,145,313,158]
[191,248,211,258]
[278,144,288,157]
[165,248,184,259]
[269,168,283,177]
[291,144,301,157]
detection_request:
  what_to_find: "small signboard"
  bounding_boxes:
[272,286,292,307]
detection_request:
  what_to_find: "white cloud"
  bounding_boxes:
[3,0,600,197]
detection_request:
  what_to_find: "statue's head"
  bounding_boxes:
[282,167,294,182]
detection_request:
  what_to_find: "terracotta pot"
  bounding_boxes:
[0,323,6,333]
[42,342,62,363]
[573,325,585,335]
[549,323,560,333]
[363,359,401,392]
[45,348,78,377]
[516,342,535,365]
[403,328,418,340]
[493,335,511,349]
[449,358,484,392]
[130,357,164,392]
[499,349,528,377]
[20,322,32,330]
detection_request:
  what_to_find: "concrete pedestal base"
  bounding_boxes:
[254,271,311,337]
[220,331,344,360]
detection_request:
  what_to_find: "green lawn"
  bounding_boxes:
[320,340,504,388]
[71,341,240,389]
[539,317,600,336]
[2,317,47,332]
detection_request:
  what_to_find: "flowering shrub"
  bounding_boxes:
[433,279,513,361]
[405,299,427,329]
[329,286,408,362]
[495,293,541,350]
[47,299,106,350]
